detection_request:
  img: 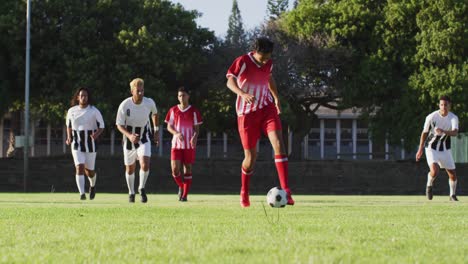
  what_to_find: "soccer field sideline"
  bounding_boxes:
[0,194,466,263]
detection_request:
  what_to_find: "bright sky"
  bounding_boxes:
[170,0,293,38]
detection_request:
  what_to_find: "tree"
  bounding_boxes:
[226,0,247,49]
[293,0,299,9]
[267,0,289,20]
[0,0,216,154]
[281,0,467,150]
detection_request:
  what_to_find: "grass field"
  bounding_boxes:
[0,193,466,263]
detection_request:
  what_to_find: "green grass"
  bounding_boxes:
[0,194,466,263]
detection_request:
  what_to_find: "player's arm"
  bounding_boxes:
[435,128,458,137]
[190,124,200,148]
[268,75,281,114]
[151,113,159,144]
[91,109,105,140]
[65,112,72,145]
[415,132,428,162]
[167,123,184,141]
[226,77,255,104]
[66,126,72,145]
[116,124,140,144]
[91,128,104,140]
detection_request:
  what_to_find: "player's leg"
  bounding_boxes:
[446,169,458,201]
[72,150,86,200]
[76,164,86,200]
[138,156,150,203]
[181,155,193,201]
[426,163,439,200]
[126,163,136,202]
[264,106,294,205]
[240,148,257,207]
[267,129,294,205]
[124,148,137,202]
[171,149,184,200]
[84,153,97,200]
[238,112,261,207]
[442,151,458,201]
[137,143,151,203]
[181,149,196,201]
[424,148,439,200]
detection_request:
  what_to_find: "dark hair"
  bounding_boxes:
[439,95,451,103]
[253,37,274,54]
[70,87,92,106]
[177,86,190,95]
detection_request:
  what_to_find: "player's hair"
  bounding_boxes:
[70,87,92,107]
[177,86,190,95]
[253,37,274,54]
[129,78,144,91]
[439,95,451,103]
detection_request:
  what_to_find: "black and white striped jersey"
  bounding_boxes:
[116,97,158,150]
[66,105,105,153]
[423,111,459,151]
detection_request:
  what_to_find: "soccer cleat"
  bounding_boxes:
[80,194,86,200]
[450,195,459,201]
[426,186,433,200]
[286,193,295,206]
[89,186,96,200]
[180,197,187,202]
[129,194,135,203]
[240,191,250,207]
[140,188,148,203]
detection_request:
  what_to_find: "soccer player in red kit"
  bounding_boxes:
[226,37,294,207]
[165,86,203,201]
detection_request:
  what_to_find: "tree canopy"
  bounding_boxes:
[0,0,215,126]
[1,0,466,155]
[282,0,467,148]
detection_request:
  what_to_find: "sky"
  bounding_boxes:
[170,0,294,38]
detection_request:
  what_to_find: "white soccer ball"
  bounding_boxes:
[266,187,287,208]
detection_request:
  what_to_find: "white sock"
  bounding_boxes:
[76,175,85,195]
[88,173,97,187]
[139,170,149,191]
[426,172,436,187]
[449,179,457,196]
[126,173,135,194]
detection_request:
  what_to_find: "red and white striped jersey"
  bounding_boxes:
[226,52,274,116]
[165,105,203,149]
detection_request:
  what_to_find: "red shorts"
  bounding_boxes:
[171,148,195,164]
[237,104,282,149]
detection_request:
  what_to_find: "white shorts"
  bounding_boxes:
[123,142,151,165]
[71,151,97,170]
[425,148,456,170]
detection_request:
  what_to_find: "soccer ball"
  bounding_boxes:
[266,187,287,208]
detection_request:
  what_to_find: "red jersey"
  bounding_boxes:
[226,52,274,116]
[165,105,203,149]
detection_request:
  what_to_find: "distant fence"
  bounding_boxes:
[1,122,466,162]
[453,133,468,163]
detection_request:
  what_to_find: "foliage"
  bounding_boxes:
[267,0,289,21]
[282,0,467,148]
[226,0,247,49]
[0,0,215,129]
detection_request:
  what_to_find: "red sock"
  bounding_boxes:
[274,154,290,193]
[172,174,183,188]
[241,167,253,193]
[182,173,192,198]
